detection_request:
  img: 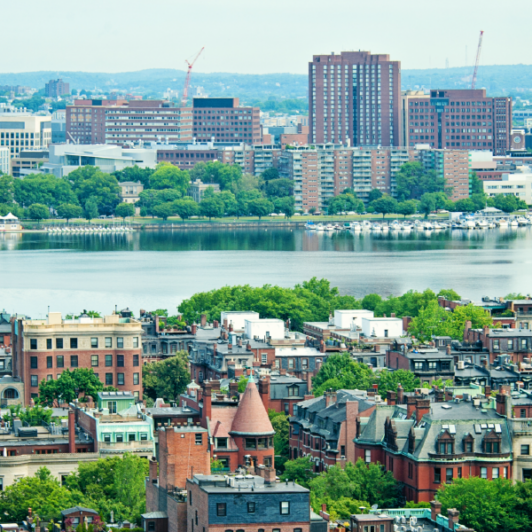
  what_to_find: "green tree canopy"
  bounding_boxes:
[280,456,317,488]
[112,165,154,188]
[368,188,383,202]
[115,202,135,220]
[438,289,461,300]
[261,167,280,181]
[173,197,200,220]
[377,369,420,396]
[199,196,224,220]
[84,197,99,222]
[149,163,190,194]
[0,174,14,204]
[57,203,83,221]
[370,195,398,218]
[152,202,175,220]
[396,200,417,218]
[27,203,49,223]
[396,161,447,201]
[142,352,190,402]
[14,174,78,208]
[274,196,296,218]
[189,161,242,192]
[264,178,293,198]
[269,410,290,471]
[328,193,364,215]
[248,198,274,219]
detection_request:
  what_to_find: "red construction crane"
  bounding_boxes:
[181,47,205,107]
[471,31,484,90]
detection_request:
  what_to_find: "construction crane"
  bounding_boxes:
[471,31,484,90]
[181,47,205,107]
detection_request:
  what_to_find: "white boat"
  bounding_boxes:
[462,220,476,229]
[351,222,361,232]
[371,224,382,232]
[325,224,335,232]
[316,223,324,231]
[510,219,519,228]
[497,219,508,227]
[517,217,528,226]
[476,219,489,229]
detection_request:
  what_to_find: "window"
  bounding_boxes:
[245,438,257,449]
[105,337,112,348]
[492,467,499,479]
[117,354,124,367]
[70,338,78,349]
[71,355,78,368]
[247,502,256,513]
[485,441,500,453]
[91,337,98,348]
[457,467,462,479]
[30,339,37,350]
[91,355,99,367]
[56,355,64,368]
[216,438,228,449]
[128,434,136,442]
[341,445,346,457]
[31,375,38,387]
[103,433,111,443]
[280,501,290,515]
[434,468,441,483]
[408,463,413,479]
[117,373,124,386]
[116,433,124,443]
[521,409,527,418]
[261,353,267,364]
[521,445,530,455]
[46,339,52,349]
[105,373,113,385]
[133,337,139,348]
[105,355,112,367]
[108,401,117,414]
[446,468,453,483]
[133,354,139,366]
[216,503,226,516]
[365,450,371,463]
[133,373,139,385]
[140,433,148,441]
[117,337,124,348]
[414,361,423,370]
[481,467,487,479]
[47,356,52,368]
[195,433,203,445]
[30,356,38,369]
[147,523,155,532]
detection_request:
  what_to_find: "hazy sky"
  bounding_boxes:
[3,0,532,74]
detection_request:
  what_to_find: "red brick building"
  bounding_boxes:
[309,51,401,147]
[11,312,143,405]
[193,98,261,144]
[405,89,512,155]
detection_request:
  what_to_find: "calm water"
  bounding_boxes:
[1,227,531,317]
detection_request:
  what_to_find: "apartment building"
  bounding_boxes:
[309,51,401,147]
[0,115,52,158]
[405,89,512,155]
[401,90,429,146]
[11,312,143,404]
[193,98,261,143]
[66,100,193,145]
[220,144,282,176]
[45,79,70,99]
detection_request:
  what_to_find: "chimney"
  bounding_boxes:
[445,389,453,402]
[223,319,228,329]
[374,344,380,353]
[387,391,397,406]
[155,314,160,334]
[238,337,243,347]
[496,389,509,416]
[430,501,442,521]
[68,410,76,453]
[246,342,252,351]
[306,371,313,392]
[447,509,460,527]
[446,344,451,355]
[406,396,417,419]
[320,340,326,353]
[149,457,158,482]
[464,320,472,341]
[259,376,270,410]
[484,385,491,398]
[201,314,207,327]
[435,389,445,402]
[258,466,277,484]
[213,319,219,329]
[391,313,396,318]
[325,391,337,407]
[229,381,239,397]
[415,398,430,423]
[229,321,233,332]
[213,343,217,355]
[191,323,197,335]
[397,383,404,404]
[202,381,213,424]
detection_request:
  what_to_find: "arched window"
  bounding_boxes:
[3,388,19,399]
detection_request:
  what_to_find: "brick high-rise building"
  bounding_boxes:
[405,89,512,156]
[66,100,192,145]
[45,79,70,98]
[11,312,143,404]
[192,98,261,143]
[309,51,401,147]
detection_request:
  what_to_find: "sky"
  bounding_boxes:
[3,0,532,75]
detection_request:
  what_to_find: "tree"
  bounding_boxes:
[396,162,446,201]
[362,293,382,311]
[152,202,175,220]
[173,198,200,220]
[438,289,461,300]
[37,368,106,406]
[370,195,397,219]
[419,193,436,218]
[261,167,280,181]
[274,196,296,218]
[368,188,383,203]
[407,300,451,341]
[84,197,99,222]
[149,163,190,194]
[27,203,49,224]
[269,410,290,471]
[142,352,190,402]
[3,405,52,426]
[114,453,147,522]
[493,194,527,213]
[470,193,487,211]
[328,194,364,215]
[264,178,294,198]
[115,203,135,220]
[57,203,83,222]
[0,174,14,204]
[454,198,476,212]
[376,369,420,395]
[396,200,417,219]
[469,171,484,194]
[112,165,154,188]
[436,477,531,532]
[447,304,493,339]
[199,197,224,220]
[248,198,274,219]
[280,456,317,487]
[0,467,83,521]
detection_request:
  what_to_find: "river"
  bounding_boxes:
[1,226,531,317]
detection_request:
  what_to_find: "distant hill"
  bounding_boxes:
[1,64,531,102]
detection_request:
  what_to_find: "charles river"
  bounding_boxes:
[1,226,531,317]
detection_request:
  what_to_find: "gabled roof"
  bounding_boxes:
[230,378,274,436]
[61,507,99,516]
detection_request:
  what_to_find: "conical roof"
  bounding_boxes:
[230,377,275,436]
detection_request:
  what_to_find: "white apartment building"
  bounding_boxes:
[0,115,52,158]
[484,169,532,204]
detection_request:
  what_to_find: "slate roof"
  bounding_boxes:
[61,507,99,516]
[230,378,274,436]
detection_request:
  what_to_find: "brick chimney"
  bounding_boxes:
[445,389,453,402]
[464,320,472,341]
[256,466,276,484]
[320,340,326,353]
[149,457,158,483]
[229,380,239,397]
[325,391,337,407]
[415,398,430,423]
[484,385,491,398]
[447,509,460,527]
[406,396,417,419]
[374,344,380,353]
[430,501,442,521]
[202,381,213,423]
[191,323,197,335]
[259,376,270,411]
[213,343,217,356]
[229,321,234,332]
[391,313,396,318]
[246,342,252,351]
[446,344,451,355]
[223,318,228,329]
[305,371,313,392]
[68,410,76,453]
[435,389,445,402]
[213,320,219,329]
[201,314,207,327]
[387,391,397,406]
[496,389,510,416]
[397,383,404,404]
[155,314,160,334]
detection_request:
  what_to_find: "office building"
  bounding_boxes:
[0,115,52,158]
[10,149,49,178]
[52,110,66,143]
[405,89,512,155]
[45,79,70,98]
[483,167,532,205]
[66,100,193,145]
[0,146,9,174]
[11,312,143,405]
[192,98,261,144]
[401,90,429,146]
[309,51,401,147]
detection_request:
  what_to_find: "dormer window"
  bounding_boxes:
[437,429,455,455]
[463,434,474,453]
[483,430,502,454]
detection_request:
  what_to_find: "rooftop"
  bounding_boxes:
[191,474,308,493]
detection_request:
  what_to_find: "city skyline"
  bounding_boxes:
[2,0,531,75]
